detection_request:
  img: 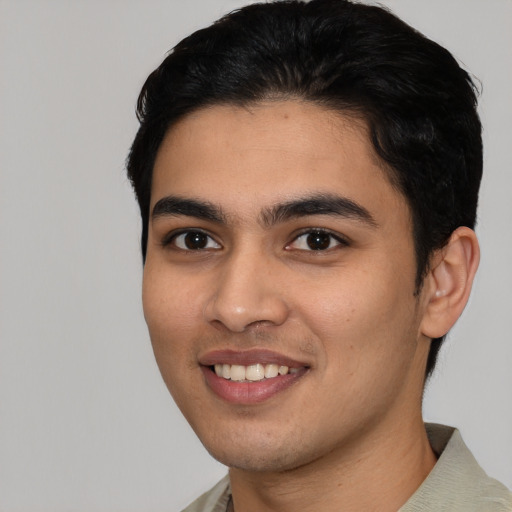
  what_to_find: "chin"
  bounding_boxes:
[209,449,302,473]
[200,431,318,473]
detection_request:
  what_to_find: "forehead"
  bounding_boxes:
[151,101,407,222]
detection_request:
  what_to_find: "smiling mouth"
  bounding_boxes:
[212,363,302,382]
[200,349,310,403]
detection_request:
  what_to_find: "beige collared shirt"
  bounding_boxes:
[182,424,512,512]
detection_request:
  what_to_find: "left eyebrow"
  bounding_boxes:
[260,193,378,228]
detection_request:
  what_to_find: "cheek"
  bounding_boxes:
[298,263,418,364]
[142,266,203,363]
[298,271,421,422]
[142,267,209,409]
[143,263,199,323]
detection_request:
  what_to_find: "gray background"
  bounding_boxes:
[1,0,510,510]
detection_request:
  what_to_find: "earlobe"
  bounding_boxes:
[420,227,480,339]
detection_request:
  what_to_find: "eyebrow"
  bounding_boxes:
[260,193,378,228]
[151,196,226,223]
[151,193,377,228]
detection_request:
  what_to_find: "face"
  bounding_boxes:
[143,101,432,472]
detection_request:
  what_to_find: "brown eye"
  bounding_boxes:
[287,230,347,251]
[305,232,332,250]
[173,231,221,250]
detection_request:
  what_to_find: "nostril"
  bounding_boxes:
[204,296,290,333]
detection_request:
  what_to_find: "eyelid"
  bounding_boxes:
[159,227,349,251]
[161,228,221,250]
[286,228,350,251]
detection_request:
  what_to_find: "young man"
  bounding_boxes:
[127,1,512,510]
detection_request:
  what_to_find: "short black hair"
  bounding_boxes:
[127,0,482,378]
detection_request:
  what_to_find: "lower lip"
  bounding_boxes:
[201,366,307,404]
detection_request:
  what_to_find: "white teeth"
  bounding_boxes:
[264,364,279,378]
[230,364,246,381]
[222,364,231,379]
[246,364,265,381]
[278,365,289,375]
[213,363,299,381]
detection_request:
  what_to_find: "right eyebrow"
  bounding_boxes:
[151,195,227,224]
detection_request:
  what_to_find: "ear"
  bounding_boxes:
[420,227,480,339]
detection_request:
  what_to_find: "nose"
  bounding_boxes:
[203,248,290,332]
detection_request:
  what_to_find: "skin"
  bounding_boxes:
[143,101,459,511]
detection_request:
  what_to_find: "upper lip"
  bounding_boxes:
[199,349,309,368]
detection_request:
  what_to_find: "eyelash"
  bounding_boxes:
[286,228,349,252]
[161,228,349,252]
[161,229,220,251]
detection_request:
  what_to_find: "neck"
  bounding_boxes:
[228,416,436,512]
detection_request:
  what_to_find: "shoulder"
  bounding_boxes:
[401,424,512,511]
[181,475,231,512]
